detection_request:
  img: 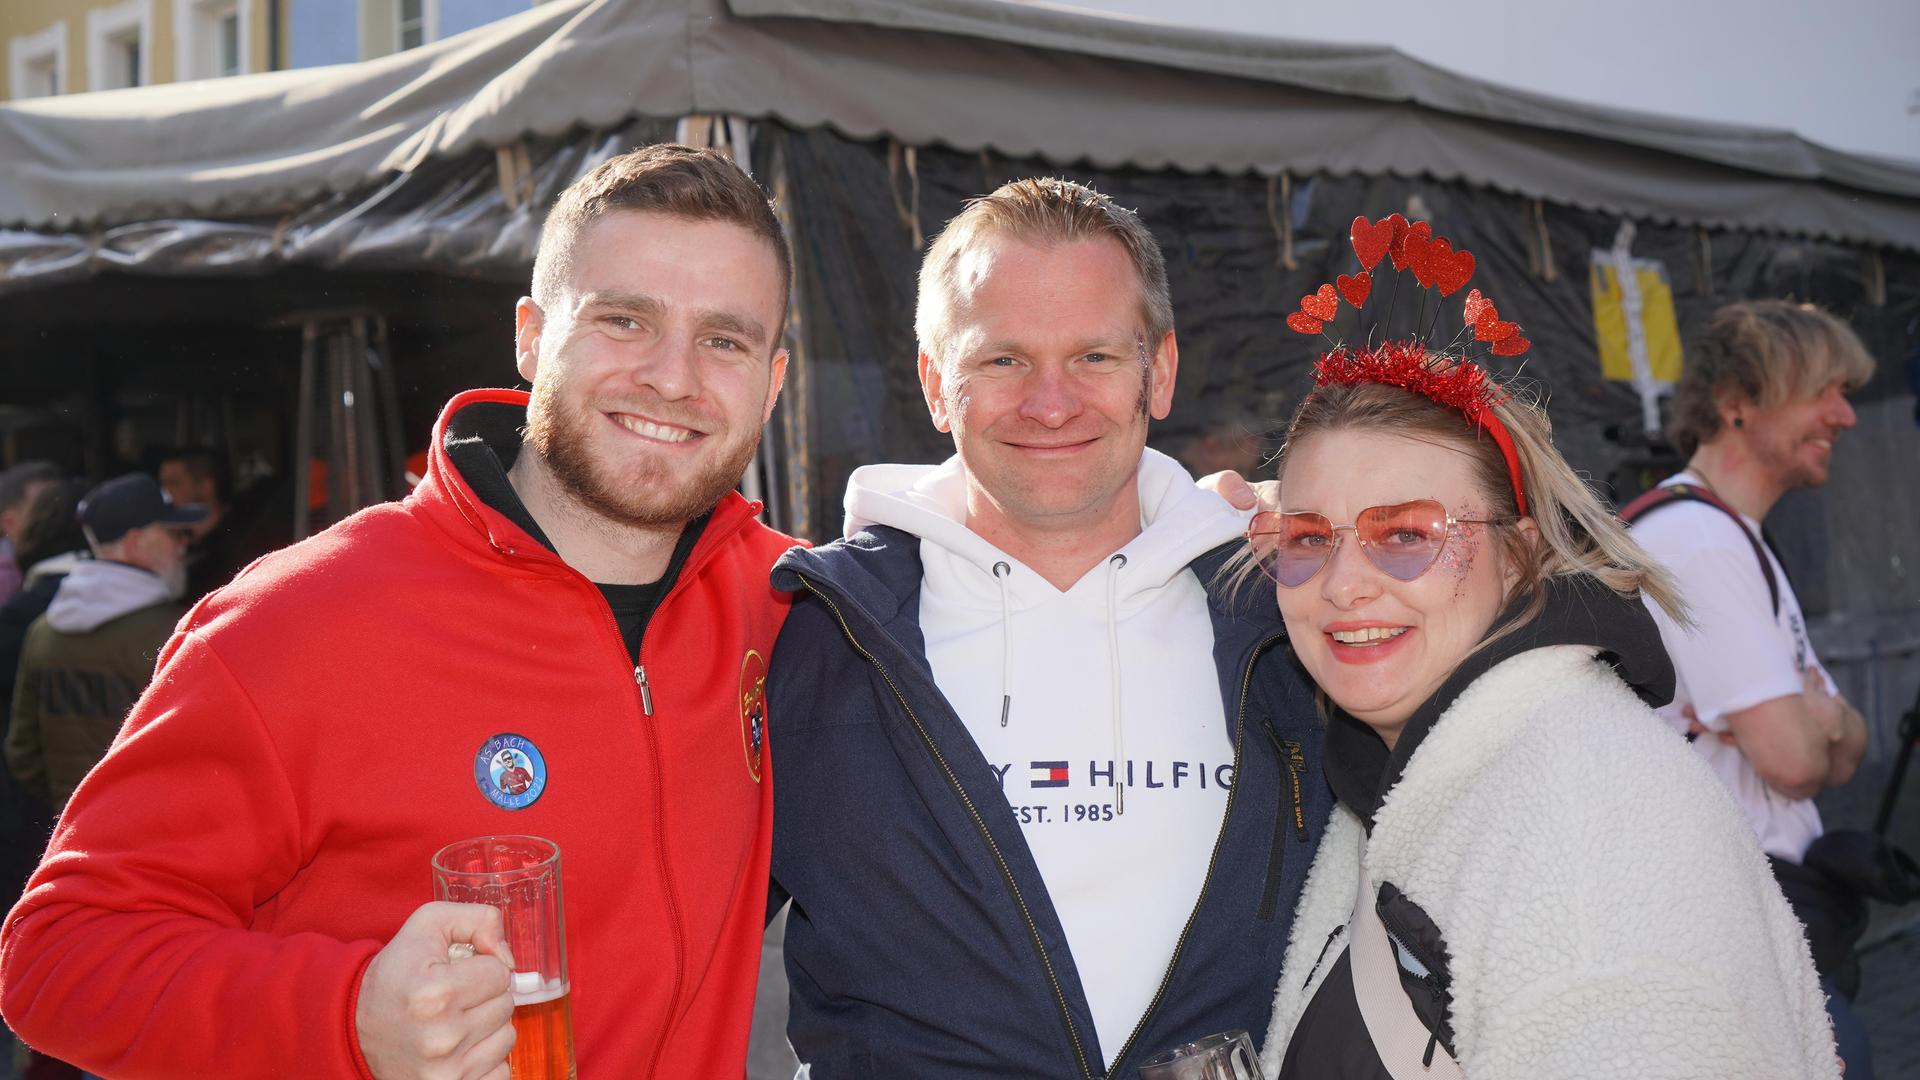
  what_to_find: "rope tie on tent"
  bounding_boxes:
[887,141,923,249]
[1266,174,1296,270]
[496,145,523,210]
[272,215,291,261]
[1864,250,1887,307]
[1530,199,1557,282]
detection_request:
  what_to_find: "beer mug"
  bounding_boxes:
[432,835,577,1080]
[1138,1029,1265,1080]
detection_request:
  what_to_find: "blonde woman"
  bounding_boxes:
[1236,218,1838,1080]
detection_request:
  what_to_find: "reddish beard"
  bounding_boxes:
[524,388,760,528]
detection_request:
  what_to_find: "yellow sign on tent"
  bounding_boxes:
[1590,259,1683,384]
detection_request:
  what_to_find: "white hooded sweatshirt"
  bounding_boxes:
[843,447,1251,1069]
[46,559,177,634]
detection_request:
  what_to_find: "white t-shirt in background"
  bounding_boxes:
[1634,472,1828,862]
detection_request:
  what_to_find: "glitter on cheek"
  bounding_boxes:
[1133,332,1153,416]
[1437,521,1480,597]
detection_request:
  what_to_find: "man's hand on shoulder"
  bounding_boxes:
[1197,470,1258,511]
[357,902,517,1080]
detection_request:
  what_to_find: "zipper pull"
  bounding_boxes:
[1266,723,1310,842]
[635,664,655,715]
[1283,737,1308,842]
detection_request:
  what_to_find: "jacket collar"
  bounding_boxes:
[414,388,758,581]
[1327,575,1676,830]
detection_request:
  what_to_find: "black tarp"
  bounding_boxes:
[6,119,1914,627]
[765,126,1920,622]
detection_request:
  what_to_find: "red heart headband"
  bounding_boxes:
[1287,214,1530,516]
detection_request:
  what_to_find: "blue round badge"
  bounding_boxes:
[474,734,547,811]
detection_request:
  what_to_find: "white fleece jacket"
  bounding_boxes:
[1261,645,1838,1080]
[844,448,1250,1071]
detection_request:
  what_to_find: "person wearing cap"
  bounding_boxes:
[4,473,203,809]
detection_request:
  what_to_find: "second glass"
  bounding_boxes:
[1138,1029,1265,1080]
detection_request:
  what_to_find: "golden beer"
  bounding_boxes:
[432,837,576,1080]
[508,978,576,1080]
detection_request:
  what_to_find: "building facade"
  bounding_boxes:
[290,0,539,70]
[2,0,541,101]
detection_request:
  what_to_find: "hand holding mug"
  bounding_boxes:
[357,901,517,1080]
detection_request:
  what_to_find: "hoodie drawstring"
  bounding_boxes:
[1107,553,1128,815]
[993,561,1013,727]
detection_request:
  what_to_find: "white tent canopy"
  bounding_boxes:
[2,0,1917,248]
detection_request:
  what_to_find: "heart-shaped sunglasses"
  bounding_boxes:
[1245,499,1505,588]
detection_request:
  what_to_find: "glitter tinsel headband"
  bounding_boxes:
[1287,214,1531,516]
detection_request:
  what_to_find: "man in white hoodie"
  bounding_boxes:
[6,473,199,808]
[767,178,1328,1079]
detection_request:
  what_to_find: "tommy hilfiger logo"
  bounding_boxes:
[999,759,1236,791]
[1029,761,1069,788]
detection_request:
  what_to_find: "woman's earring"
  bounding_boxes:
[1732,416,1744,428]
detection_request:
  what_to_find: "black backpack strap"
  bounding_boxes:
[1620,483,1780,617]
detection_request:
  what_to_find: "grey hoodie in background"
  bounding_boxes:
[8,560,185,806]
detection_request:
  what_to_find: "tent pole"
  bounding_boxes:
[371,317,408,495]
[350,316,382,506]
[327,329,352,519]
[292,323,316,541]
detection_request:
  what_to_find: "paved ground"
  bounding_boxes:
[1856,915,1920,1080]
[1828,748,1920,1080]
[748,909,801,1080]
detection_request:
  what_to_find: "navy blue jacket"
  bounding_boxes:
[768,526,1332,1079]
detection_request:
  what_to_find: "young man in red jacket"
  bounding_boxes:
[0,145,798,1080]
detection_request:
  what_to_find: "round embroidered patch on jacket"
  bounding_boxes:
[740,649,767,783]
[474,733,547,810]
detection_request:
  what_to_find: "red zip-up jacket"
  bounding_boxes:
[0,389,796,1078]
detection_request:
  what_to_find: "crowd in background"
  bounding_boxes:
[0,451,293,1080]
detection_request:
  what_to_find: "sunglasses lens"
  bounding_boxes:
[1250,511,1335,587]
[1356,501,1449,581]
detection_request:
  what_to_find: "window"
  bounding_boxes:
[115,33,140,85]
[398,0,425,50]
[7,23,67,99]
[359,0,436,59]
[175,0,248,81]
[218,11,240,75]
[86,0,151,91]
